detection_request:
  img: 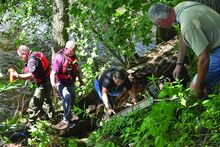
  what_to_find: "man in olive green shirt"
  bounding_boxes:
[148,2,220,97]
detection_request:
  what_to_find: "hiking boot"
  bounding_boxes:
[53,120,68,130]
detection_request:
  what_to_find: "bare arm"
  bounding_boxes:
[18,73,34,80]
[102,87,115,115]
[14,72,34,80]
[102,87,110,110]
[173,34,187,79]
[50,70,56,87]
[50,70,59,97]
[128,88,137,105]
[190,49,209,96]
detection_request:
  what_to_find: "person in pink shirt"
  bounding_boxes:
[50,40,83,130]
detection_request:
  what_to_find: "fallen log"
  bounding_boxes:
[78,39,189,110]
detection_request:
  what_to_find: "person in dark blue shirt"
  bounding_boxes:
[94,67,137,116]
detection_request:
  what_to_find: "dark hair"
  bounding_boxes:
[113,68,127,80]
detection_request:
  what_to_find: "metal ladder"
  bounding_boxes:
[113,98,153,118]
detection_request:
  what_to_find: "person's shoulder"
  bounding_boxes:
[99,69,112,81]
[54,53,63,58]
[174,1,201,11]
[176,1,201,7]
[28,52,38,60]
[54,50,65,60]
[105,68,115,76]
[32,51,47,58]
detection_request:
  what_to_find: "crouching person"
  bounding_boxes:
[94,67,137,117]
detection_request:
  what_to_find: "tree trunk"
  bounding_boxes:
[194,0,220,13]
[52,0,69,50]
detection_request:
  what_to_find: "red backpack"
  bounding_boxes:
[35,52,50,77]
[23,52,50,84]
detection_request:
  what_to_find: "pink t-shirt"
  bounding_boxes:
[51,49,78,85]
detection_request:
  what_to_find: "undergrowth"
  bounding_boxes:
[87,81,220,147]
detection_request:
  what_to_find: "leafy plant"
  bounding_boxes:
[147,74,158,86]
[87,79,220,146]
[0,0,52,47]
[0,82,22,92]
[28,120,52,146]
[69,0,156,67]
[0,115,27,145]
[87,108,151,146]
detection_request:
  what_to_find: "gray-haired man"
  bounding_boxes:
[148,2,220,97]
[13,45,55,124]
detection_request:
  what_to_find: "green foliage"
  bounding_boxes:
[76,54,97,98]
[75,47,112,100]
[0,115,21,132]
[137,102,174,147]
[72,105,101,126]
[0,82,22,92]
[66,139,78,147]
[87,109,151,146]
[87,80,220,146]
[201,94,220,130]
[72,106,90,119]
[28,120,52,146]
[68,0,186,68]
[147,74,158,85]
[158,79,187,100]
[69,0,156,67]
[0,0,52,47]
[0,79,35,93]
[0,114,28,144]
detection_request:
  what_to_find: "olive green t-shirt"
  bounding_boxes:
[175,1,220,56]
